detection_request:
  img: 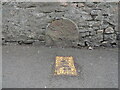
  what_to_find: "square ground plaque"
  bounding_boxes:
[54,56,77,76]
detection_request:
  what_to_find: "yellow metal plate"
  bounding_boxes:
[54,56,77,76]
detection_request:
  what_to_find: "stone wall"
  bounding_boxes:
[2,2,119,47]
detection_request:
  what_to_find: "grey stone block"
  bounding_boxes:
[105,27,114,34]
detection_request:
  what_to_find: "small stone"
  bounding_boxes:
[82,14,92,21]
[81,6,92,13]
[77,3,85,7]
[34,13,45,17]
[93,27,99,30]
[97,30,104,34]
[38,35,45,41]
[101,23,109,29]
[23,40,35,44]
[91,10,101,16]
[90,31,96,36]
[101,41,111,47]
[84,40,91,46]
[117,34,120,40]
[71,3,77,7]
[80,11,89,15]
[85,2,95,7]
[110,40,117,47]
[33,41,45,46]
[78,21,88,27]
[102,41,108,44]
[94,43,100,47]
[88,46,93,50]
[86,31,89,36]
[77,42,85,47]
[105,27,114,34]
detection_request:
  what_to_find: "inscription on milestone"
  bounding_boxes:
[45,18,79,47]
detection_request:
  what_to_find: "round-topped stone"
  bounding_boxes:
[45,18,79,47]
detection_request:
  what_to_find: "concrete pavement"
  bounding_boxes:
[2,45,118,88]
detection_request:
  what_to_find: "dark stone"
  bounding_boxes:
[18,39,35,45]
[116,34,120,40]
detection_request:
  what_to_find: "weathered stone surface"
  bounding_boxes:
[97,30,104,34]
[105,27,114,34]
[95,15,104,21]
[45,18,79,47]
[82,14,92,21]
[88,28,96,36]
[78,21,88,27]
[77,3,85,7]
[87,21,101,27]
[104,34,116,41]
[80,32,86,37]
[82,6,92,13]
[39,6,57,13]
[85,2,95,7]
[2,2,118,48]
[91,9,101,16]
[93,26,99,30]
[60,2,68,7]
[101,41,111,47]
[77,40,85,47]
[101,21,109,29]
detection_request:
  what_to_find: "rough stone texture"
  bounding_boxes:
[45,18,79,47]
[105,27,114,34]
[2,2,118,47]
